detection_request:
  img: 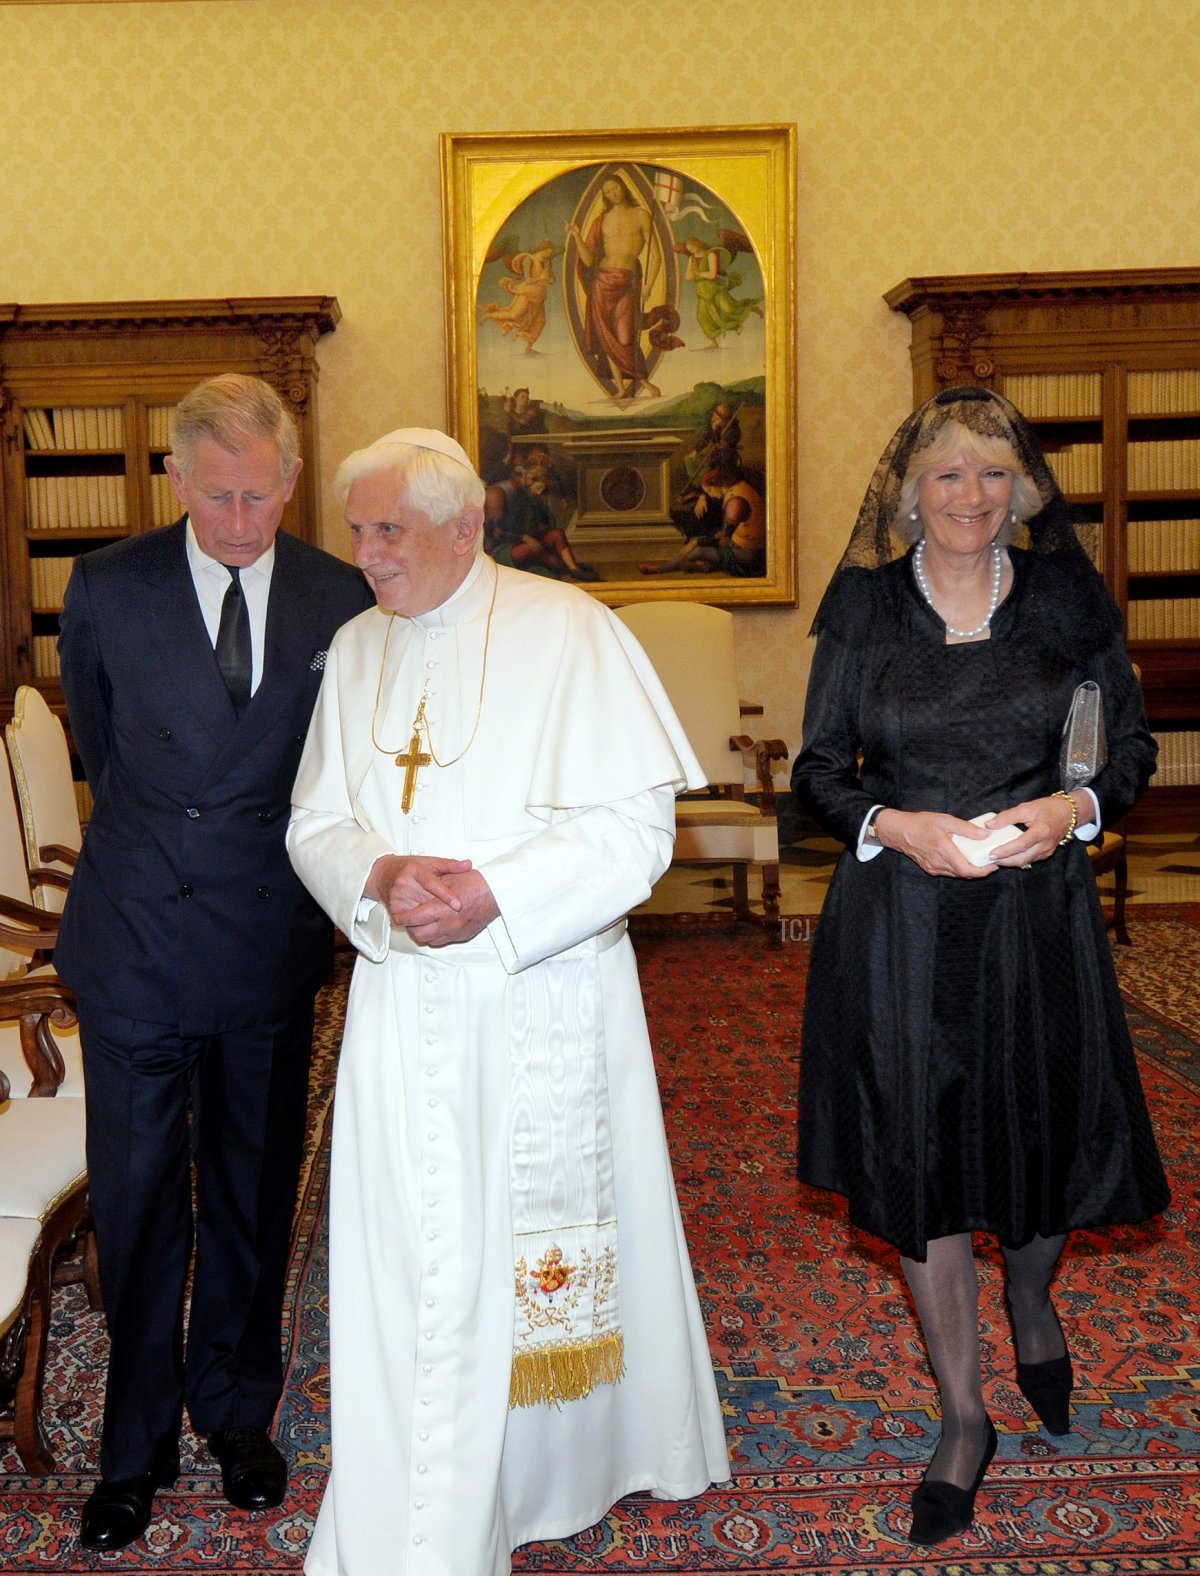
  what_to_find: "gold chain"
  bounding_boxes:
[370,560,499,769]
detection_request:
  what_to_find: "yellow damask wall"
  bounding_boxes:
[3,0,1199,754]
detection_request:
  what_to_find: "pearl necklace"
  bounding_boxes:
[912,538,1004,640]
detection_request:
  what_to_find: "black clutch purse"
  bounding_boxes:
[1059,680,1107,789]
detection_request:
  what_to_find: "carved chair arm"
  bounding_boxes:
[38,844,78,869]
[29,867,72,895]
[0,891,60,949]
[0,972,77,1096]
[729,735,789,811]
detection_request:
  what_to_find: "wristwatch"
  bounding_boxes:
[864,811,884,846]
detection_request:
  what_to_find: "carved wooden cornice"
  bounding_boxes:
[0,298,341,340]
[886,268,1200,313]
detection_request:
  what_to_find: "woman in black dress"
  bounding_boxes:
[792,387,1169,1546]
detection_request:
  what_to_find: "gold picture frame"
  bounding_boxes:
[441,124,797,607]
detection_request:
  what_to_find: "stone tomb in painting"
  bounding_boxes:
[553,429,688,568]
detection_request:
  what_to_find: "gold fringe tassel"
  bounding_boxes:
[509,1331,625,1410]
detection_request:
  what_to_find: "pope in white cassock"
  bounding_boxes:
[287,429,729,1576]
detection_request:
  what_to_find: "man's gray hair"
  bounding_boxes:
[169,374,299,481]
[334,431,485,527]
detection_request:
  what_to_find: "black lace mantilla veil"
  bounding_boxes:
[811,385,1111,636]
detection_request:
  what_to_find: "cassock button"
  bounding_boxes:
[186,807,200,819]
[158,727,172,741]
[425,660,437,670]
[179,884,194,897]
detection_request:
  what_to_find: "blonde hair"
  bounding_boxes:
[170,374,299,480]
[896,421,1042,544]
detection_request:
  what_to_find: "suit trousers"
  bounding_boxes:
[78,999,314,1481]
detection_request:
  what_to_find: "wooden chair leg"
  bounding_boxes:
[761,861,781,929]
[10,1246,55,1475]
[1112,850,1130,946]
[731,863,751,924]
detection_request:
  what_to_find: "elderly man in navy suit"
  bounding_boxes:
[56,374,373,1553]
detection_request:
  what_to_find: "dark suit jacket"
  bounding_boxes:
[55,520,374,1033]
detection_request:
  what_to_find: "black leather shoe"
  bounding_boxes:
[908,1418,997,1545]
[1017,1351,1074,1434]
[79,1454,180,1551]
[207,1427,287,1510]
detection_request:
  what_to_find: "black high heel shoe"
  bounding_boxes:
[1006,1294,1074,1434]
[1016,1351,1073,1435]
[908,1418,997,1546]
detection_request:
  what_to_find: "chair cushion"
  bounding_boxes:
[0,1216,41,1335]
[1087,829,1126,873]
[0,1099,87,1219]
[674,799,780,864]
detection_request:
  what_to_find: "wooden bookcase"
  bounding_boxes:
[887,269,1200,833]
[0,297,340,724]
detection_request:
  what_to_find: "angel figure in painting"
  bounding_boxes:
[679,233,763,350]
[481,240,561,355]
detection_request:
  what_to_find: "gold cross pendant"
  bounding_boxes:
[395,727,432,814]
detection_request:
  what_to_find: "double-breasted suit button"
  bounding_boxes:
[257,809,272,823]
[179,883,194,897]
[257,886,270,899]
[158,727,172,741]
[186,807,200,819]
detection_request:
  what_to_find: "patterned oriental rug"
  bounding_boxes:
[3,905,1199,1574]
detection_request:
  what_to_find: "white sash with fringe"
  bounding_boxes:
[507,936,624,1408]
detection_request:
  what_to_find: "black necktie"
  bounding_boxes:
[215,566,252,714]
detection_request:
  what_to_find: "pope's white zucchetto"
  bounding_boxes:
[367,428,476,472]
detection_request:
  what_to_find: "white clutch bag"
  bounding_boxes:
[951,811,1023,867]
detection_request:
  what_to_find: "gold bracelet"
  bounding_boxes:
[1053,789,1078,846]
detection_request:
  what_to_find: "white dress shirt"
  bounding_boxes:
[185,519,275,695]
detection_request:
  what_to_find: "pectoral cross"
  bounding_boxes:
[396,727,431,814]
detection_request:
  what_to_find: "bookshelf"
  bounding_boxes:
[886,269,1200,832]
[0,297,340,719]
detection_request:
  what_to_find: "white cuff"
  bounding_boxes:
[856,803,886,862]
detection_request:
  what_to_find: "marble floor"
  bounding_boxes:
[638,831,1200,919]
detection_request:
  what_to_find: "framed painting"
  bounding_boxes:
[440,124,797,606]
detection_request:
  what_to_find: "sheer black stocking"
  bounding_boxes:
[1001,1232,1068,1364]
[900,1233,990,1488]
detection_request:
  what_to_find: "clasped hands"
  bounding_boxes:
[873,794,1081,880]
[365,853,500,946]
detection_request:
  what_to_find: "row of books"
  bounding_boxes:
[1044,443,1103,493]
[1127,518,1200,573]
[29,556,76,611]
[1151,730,1200,786]
[1128,440,1200,492]
[23,406,125,452]
[1001,372,1102,419]
[31,636,60,679]
[151,473,181,527]
[1126,598,1200,640]
[26,475,128,532]
[147,406,174,449]
[1128,369,1200,415]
